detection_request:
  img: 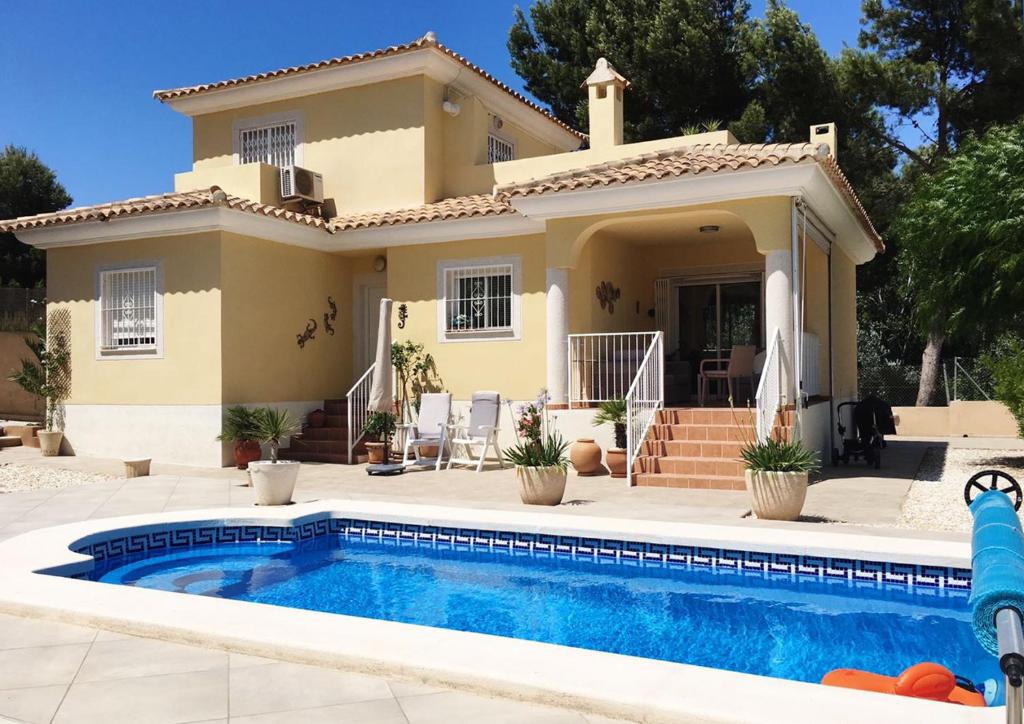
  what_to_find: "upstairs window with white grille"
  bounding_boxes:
[438,258,521,342]
[96,265,162,357]
[487,133,516,163]
[234,113,302,168]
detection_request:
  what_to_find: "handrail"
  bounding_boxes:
[346,363,376,464]
[625,331,664,486]
[567,331,658,405]
[755,328,783,443]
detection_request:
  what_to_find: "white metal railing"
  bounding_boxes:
[755,329,784,443]
[346,363,376,463]
[625,332,664,485]
[801,332,821,399]
[568,332,659,406]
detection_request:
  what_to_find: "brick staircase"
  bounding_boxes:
[278,399,364,464]
[632,407,792,490]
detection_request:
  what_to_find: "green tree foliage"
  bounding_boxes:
[508,0,752,141]
[0,146,72,288]
[983,334,1024,438]
[894,120,1024,402]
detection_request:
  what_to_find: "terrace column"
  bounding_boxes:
[546,267,570,404]
[764,250,794,403]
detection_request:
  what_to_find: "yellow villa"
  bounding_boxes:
[0,33,882,484]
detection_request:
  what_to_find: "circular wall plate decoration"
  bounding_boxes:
[493,116,504,130]
[373,255,387,272]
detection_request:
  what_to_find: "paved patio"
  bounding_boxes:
[0,436,1020,723]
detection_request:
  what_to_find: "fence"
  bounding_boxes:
[568,332,659,405]
[0,287,45,332]
[858,358,993,406]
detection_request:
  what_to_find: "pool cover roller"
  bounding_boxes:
[970,489,1024,657]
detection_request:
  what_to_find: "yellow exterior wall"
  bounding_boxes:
[803,239,831,396]
[190,77,430,214]
[219,233,352,404]
[46,233,223,405]
[386,235,547,400]
[831,247,858,400]
[571,232,651,334]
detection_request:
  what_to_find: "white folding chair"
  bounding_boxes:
[447,391,504,473]
[401,393,452,471]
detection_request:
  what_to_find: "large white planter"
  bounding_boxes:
[516,465,567,506]
[37,430,63,457]
[249,461,300,506]
[744,470,808,521]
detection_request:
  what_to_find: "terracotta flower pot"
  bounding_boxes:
[37,430,63,457]
[233,440,262,470]
[516,465,567,506]
[366,442,386,464]
[419,444,439,458]
[307,409,327,428]
[745,470,808,521]
[570,438,602,476]
[606,448,627,479]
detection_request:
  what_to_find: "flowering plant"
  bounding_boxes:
[513,389,549,446]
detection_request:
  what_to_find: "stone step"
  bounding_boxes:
[286,438,346,455]
[648,423,754,443]
[654,408,797,426]
[277,450,350,464]
[633,473,745,491]
[0,436,22,448]
[633,455,744,477]
[641,439,745,459]
[325,414,346,427]
[324,401,347,416]
[298,426,348,441]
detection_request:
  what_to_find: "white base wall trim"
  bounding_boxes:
[61,401,324,468]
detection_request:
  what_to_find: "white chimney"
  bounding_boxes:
[584,58,629,149]
[810,123,838,161]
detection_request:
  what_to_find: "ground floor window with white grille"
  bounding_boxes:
[96,264,162,358]
[438,257,521,341]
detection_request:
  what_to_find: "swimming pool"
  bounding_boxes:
[64,517,999,687]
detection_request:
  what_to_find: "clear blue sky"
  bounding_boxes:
[0,1,868,208]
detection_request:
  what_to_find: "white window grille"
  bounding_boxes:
[437,258,521,341]
[487,133,516,163]
[97,266,160,354]
[238,121,296,167]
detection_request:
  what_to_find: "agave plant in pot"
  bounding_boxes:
[248,408,301,506]
[593,399,628,478]
[217,406,262,470]
[507,391,570,505]
[362,411,396,464]
[740,435,820,521]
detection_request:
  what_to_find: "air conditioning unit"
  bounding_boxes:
[280,166,324,204]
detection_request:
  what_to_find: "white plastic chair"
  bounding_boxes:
[447,391,504,473]
[699,345,756,405]
[401,393,452,471]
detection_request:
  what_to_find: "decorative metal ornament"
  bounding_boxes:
[327,296,337,321]
[595,281,621,314]
[323,312,335,336]
[297,318,317,348]
[397,303,408,329]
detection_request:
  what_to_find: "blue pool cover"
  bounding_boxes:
[76,532,998,685]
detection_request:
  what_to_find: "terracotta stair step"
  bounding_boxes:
[0,436,22,448]
[633,473,746,491]
[324,414,347,427]
[298,426,348,441]
[323,402,347,416]
[277,451,350,464]
[641,439,745,459]
[633,455,745,477]
[654,408,797,426]
[285,438,347,455]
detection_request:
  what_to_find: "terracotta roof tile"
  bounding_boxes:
[153,33,585,141]
[0,187,332,233]
[332,194,512,231]
[496,143,883,250]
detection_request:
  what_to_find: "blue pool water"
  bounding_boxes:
[78,533,999,685]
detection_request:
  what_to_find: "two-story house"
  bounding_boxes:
[0,33,882,483]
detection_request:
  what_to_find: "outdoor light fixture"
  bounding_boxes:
[699,225,720,233]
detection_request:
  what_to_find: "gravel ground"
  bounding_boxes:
[0,463,112,494]
[897,447,1024,532]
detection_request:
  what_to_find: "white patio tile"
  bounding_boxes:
[229,661,394,717]
[229,697,408,724]
[0,612,96,650]
[396,690,589,724]
[0,683,68,723]
[75,635,228,683]
[0,643,90,690]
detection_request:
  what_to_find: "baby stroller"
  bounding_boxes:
[831,395,896,469]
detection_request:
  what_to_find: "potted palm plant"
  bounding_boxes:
[248,408,301,505]
[507,391,570,505]
[8,320,70,457]
[740,435,820,521]
[362,411,396,464]
[217,406,262,470]
[593,398,628,478]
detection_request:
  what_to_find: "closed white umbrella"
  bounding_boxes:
[367,298,394,414]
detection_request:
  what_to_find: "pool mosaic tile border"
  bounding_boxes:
[70,517,972,590]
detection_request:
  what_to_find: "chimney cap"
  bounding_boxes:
[583,57,630,89]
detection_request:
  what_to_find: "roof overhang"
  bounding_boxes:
[160,48,581,153]
[16,205,545,253]
[505,163,880,264]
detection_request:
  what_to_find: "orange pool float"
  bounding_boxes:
[822,662,987,706]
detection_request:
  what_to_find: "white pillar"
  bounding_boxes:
[546,267,570,403]
[764,249,794,403]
